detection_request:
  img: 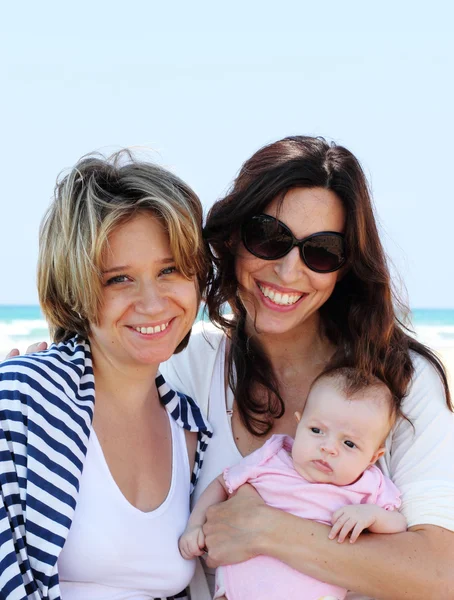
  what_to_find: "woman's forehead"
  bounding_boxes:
[265,187,345,236]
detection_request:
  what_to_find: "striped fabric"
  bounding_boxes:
[0,337,212,600]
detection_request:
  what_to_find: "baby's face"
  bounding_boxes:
[292,379,391,486]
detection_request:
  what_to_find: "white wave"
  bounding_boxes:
[1,319,454,359]
[0,319,50,357]
[0,319,48,336]
[414,325,454,349]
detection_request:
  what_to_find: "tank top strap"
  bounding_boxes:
[214,336,234,416]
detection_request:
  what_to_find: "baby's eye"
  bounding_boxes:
[344,440,357,449]
[106,275,130,285]
[160,266,177,276]
[310,427,322,434]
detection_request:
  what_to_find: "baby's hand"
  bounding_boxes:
[178,525,206,559]
[329,505,383,543]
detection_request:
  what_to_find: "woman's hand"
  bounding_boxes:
[203,483,270,568]
[5,342,48,359]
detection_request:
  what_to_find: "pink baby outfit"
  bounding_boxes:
[215,434,401,600]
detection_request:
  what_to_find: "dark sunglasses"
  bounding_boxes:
[241,214,346,273]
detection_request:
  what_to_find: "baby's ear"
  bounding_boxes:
[369,446,386,466]
[294,411,302,423]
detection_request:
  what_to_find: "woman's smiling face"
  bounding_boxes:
[90,212,198,370]
[235,187,345,338]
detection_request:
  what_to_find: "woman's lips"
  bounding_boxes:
[256,281,307,311]
[127,318,174,338]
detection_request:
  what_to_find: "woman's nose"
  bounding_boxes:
[135,282,167,313]
[273,247,305,283]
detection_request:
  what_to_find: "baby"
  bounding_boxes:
[179,368,407,600]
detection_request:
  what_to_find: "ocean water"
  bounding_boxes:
[0,305,454,357]
[0,306,50,356]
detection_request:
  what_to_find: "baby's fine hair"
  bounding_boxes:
[312,367,397,424]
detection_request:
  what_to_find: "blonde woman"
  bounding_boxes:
[0,152,211,599]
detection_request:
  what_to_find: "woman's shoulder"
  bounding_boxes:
[170,320,225,365]
[0,337,91,379]
[403,350,450,417]
[0,337,94,418]
[160,320,227,405]
[390,349,453,459]
[186,319,226,351]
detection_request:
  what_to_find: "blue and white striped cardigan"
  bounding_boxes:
[0,337,212,600]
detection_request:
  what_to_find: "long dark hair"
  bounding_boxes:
[204,136,451,436]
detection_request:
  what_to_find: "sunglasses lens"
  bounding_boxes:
[303,235,345,272]
[243,215,345,272]
[243,216,291,259]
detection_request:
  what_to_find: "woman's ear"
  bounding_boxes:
[226,233,240,254]
[294,411,302,423]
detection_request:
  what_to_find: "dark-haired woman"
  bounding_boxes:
[162,136,454,599]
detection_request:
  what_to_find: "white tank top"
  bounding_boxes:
[191,336,242,595]
[58,411,195,599]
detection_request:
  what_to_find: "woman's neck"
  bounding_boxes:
[89,342,161,413]
[245,313,333,379]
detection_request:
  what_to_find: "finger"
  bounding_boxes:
[25,342,47,353]
[6,349,20,359]
[329,515,349,539]
[329,523,341,540]
[183,539,203,559]
[203,554,218,569]
[337,519,355,543]
[331,508,345,523]
[178,542,192,560]
[197,528,206,549]
[189,536,205,557]
[349,522,365,543]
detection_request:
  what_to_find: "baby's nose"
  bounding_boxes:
[320,443,337,456]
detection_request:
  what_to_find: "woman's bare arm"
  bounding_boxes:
[203,485,454,600]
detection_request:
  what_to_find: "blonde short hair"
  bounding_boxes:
[38,150,210,351]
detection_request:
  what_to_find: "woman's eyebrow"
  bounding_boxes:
[102,257,175,275]
[102,265,131,275]
[157,257,175,264]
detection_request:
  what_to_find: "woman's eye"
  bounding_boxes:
[160,266,177,276]
[106,275,130,285]
[310,427,321,434]
[344,440,356,449]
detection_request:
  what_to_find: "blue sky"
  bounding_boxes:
[2,1,453,307]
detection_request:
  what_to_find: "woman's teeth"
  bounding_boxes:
[135,322,169,334]
[258,284,302,306]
